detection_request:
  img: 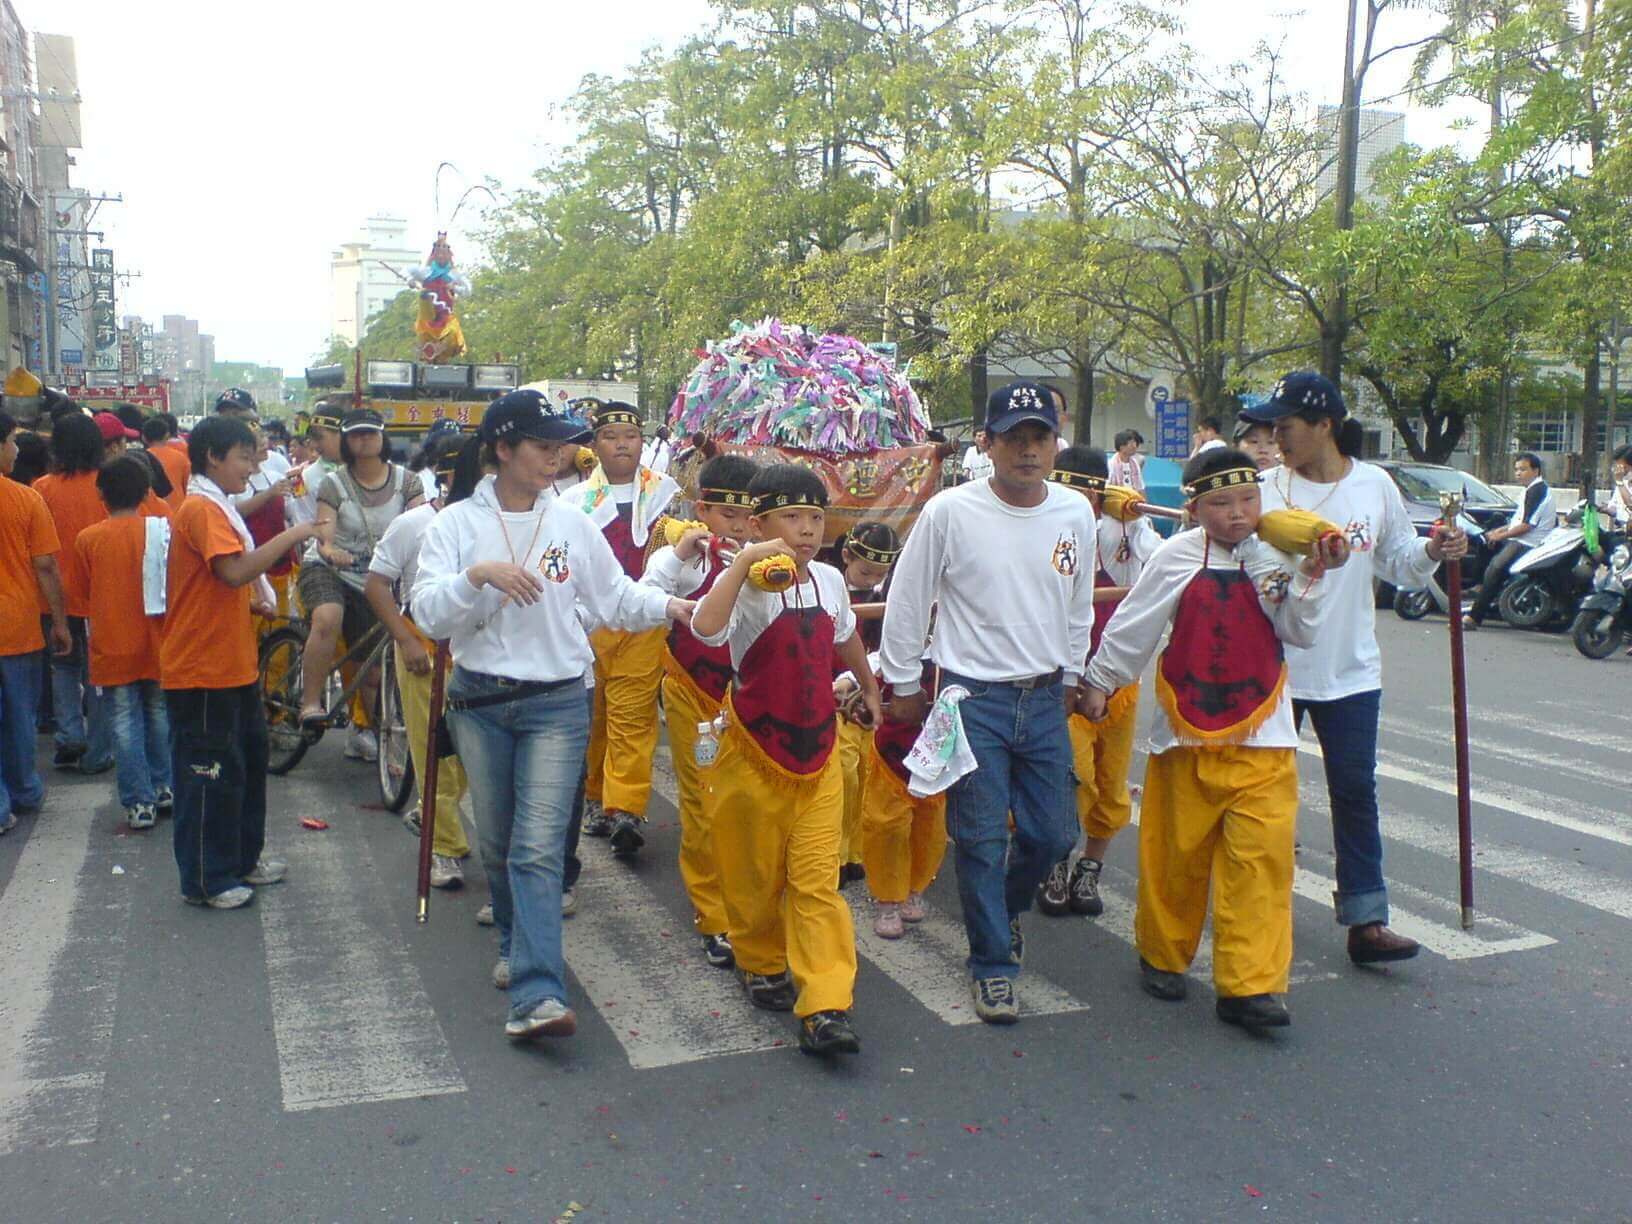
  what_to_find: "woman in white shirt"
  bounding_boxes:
[1108,430,1145,491]
[1248,372,1467,966]
[411,391,692,1043]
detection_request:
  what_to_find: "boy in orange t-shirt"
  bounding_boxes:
[0,411,72,835]
[163,417,321,909]
[70,456,173,830]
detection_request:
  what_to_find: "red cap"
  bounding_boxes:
[94,412,139,442]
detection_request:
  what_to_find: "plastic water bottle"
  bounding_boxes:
[694,720,719,768]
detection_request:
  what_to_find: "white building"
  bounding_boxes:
[329,214,422,346]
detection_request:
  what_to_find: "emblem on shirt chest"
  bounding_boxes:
[1343,518,1374,553]
[539,543,571,583]
[1051,531,1080,577]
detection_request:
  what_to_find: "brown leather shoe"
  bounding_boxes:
[1347,922,1420,965]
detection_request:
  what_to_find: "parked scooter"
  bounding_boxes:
[1394,516,1496,621]
[1498,508,1601,629]
[1571,542,1632,659]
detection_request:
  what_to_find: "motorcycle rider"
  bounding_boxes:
[1464,452,1555,630]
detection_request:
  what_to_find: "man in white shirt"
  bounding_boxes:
[880,381,1097,1026]
[1190,415,1225,458]
[1465,452,1555,629]
[639,424,674,476]
[959,431,994,484]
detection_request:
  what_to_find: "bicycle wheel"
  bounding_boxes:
[376,643,415,811]
[260,627,311,775]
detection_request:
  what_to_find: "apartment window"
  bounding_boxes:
[1514,408,1572,453]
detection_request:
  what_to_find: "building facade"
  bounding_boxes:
[1,6,47,373]
[329,213,420,345]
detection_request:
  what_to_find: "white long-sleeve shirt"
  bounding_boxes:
[410,475,671,683]
[1085,528,1331,753]
[1094,512,1163,588]
[692,560,857,659]
[880,479,1098,693]
[642,543,711,598]
[1258,460,1437,701]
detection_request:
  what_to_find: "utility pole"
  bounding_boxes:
[1322,0,1363,387]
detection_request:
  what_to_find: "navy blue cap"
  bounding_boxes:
[424,417,463,441]
[213,387,257,414]
[984,381,1059,436]
[480,389,586,445]
[1240,371,1345,423]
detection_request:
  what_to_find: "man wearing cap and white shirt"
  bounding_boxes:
[881,380,1097,1025]
[1249,371,1467,966]
[1464,451,1555,630]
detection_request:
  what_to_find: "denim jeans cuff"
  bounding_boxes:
[1333,887,1389,927]
[509,994,565,1022]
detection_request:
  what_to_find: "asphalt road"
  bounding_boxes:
[2,614,1629,1223]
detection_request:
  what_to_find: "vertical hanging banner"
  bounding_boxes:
[90,248,118,372]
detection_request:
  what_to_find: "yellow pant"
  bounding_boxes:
[1134,746,1298,998]
[662,666,728,936]
[1068,685,1140,842]
[836,716,870,866]
[860,747,946,903]
[586,626,666,817]
[708,732,856,1017]
[395,641,470,859]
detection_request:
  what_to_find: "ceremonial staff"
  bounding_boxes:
[1438,491,1475,929]
[415,641,452,923]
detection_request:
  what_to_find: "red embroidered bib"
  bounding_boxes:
[1155,567,1286,744]
[601,505,645,580]
[729,595,838,778]
[668,556,734,702]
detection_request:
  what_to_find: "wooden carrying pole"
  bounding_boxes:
[1437,496,1475,928]
[416,642,451,923]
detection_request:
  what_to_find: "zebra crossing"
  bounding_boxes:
[1,692,1627,1155]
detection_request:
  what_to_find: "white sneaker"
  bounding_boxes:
[344,728,379,761]
[429,855,464,889]
[492,959,510,989]
[186,885,255,910]
[561,886,577,917]
[127,803,157,830]
[243,858,288,886]
[504,998,577,1040]
[475,902,495,926]
[0,813,16,836]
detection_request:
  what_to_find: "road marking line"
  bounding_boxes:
[0,797,122,1155]
[1298,740,1632,849]
[1386,712,1623,795]
[853,898,1090,1024]
[1297,785,1632,926]
[261,825,466,1111]
[563,875,792,1069]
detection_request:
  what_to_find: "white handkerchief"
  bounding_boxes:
[906,684,978,798]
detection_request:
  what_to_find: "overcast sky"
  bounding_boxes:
[45,0,1477,374]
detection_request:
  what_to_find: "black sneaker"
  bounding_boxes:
[701,932,735,969]
[738,968,796,1012]
[1216,994,1291,1030]
[1009,915,1024,965]
[1036,857,1071,916]
[608,813,645,857]
[971,976,1020,1024]
[1139,957,1188,1001]
[837,862,866,890]
[1068,857,1104,916]
[52,743,87,770]
[583,802,612,838]
[799,1010,861,1056]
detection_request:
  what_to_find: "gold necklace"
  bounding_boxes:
[1275,458,1351,517]
[473,498,549,632]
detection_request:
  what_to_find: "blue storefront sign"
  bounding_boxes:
[1156,397,1191,459]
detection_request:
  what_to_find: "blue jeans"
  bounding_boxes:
[942,672,1078,981]
[1294,690,1389,927]
[169,685,268,900]
[50,617,112,768]
[0,650,46,820]
[106,680,172,810]
[563,686,592,892]
[448,668,590,1020]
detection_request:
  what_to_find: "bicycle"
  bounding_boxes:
[258,617,415,811]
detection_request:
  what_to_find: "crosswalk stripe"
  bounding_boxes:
[0,798,118,1155]
[1298,741,1632,850]
[563,874,792,1069]
[1432,702,1632,748]
[1385,712,1620,794]
[853,898,1090,1024]
[1297,785,1632,925]
[261,822,466,1111]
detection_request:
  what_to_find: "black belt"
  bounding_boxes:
[446,674,580,712]
[1007,668,1064,690]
